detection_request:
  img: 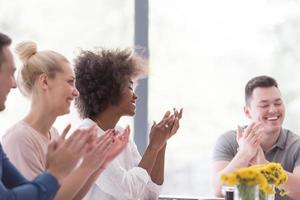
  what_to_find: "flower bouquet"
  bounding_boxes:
[221,163,288,200]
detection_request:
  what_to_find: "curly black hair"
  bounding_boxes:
[74,48,147,119]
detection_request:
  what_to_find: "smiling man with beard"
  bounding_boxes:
[212,75,300,200]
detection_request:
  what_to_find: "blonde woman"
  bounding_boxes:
[2,42,129,200]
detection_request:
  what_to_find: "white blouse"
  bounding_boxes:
[81,118,162,200]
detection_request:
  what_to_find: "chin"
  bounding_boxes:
[125,110,135,116]
[0,105,5,111]
[128,112,136,116]
[57,108,70,116]
[265,125,281,134]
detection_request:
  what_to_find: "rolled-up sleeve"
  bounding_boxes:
[95,164,153,199]
[94,140,162,200]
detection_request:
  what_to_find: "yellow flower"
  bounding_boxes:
[220,163,288,196]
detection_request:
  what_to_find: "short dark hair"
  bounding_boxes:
[0,32,12,66]
[245,75,278,105]
[74,48,147,119]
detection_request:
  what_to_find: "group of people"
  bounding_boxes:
[0,32,182,200]
[1,31,300,200]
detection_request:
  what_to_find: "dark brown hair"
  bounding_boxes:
[245,75,278,105]
[74,48,147,119]
[0,32,12,67]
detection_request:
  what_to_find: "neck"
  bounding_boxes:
[93,108,121,131]
[24,99,57,138]
[260,128,281,151]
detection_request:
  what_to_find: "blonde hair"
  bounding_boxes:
[15,41,68,97]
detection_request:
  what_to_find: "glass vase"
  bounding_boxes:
[234,185,274,200]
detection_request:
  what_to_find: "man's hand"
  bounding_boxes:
[236,123,263,162]
[249,146,268,165]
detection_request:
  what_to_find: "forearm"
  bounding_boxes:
[72,167,105,200]
[150,145,166,185]
[138,146,159,175]
[281,171,300,199]
[53,166,93,200]
[2,149,60,200]
[213,152,251,197]
[1,173,60,200]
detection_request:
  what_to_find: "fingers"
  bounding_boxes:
[236,125,243,141]
[123,125,130,138]
[94,130,113,147]
[95,135,113,154]
[61,124,71,139]
[245,123,263,141]
[67,125,97,154]
[118,126,130,144]
[243,123,256,138]
[178,108,183,119]
[170,117,179,136]
[173,108,183,120]
[150,121,156,132]
[252,133,262,145]
[48,140,58,152]
[162,111,171,120]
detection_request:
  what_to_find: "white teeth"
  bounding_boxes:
[267,116,278,120]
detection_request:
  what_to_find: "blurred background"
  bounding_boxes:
[1,0,300,197]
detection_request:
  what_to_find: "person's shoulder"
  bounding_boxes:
[3,121,32,141]
[115,125,124,132]
[78,118,96,129]
[214,129,237,147]
[283,128,300,144]
[218,129,236,140]
[2,121,37,151]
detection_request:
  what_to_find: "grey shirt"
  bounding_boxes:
[213,128,300,200]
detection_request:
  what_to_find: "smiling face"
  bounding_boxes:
[46,62,79,116]
[244,86,285,134]
[117,79,138,116]
[0,46,17,111]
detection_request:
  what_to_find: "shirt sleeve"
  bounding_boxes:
[129,138,163,199]
[0,145,60,200]
[2,131,45,180]
[290,136,300,168]
[212,131,238,162]
[94,139,162,200]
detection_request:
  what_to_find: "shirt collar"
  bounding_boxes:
[274,128,287,150]
[82,118,105,136]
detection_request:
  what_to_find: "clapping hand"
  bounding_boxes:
[46,124,97,183]
[236,123,263,163]
[149,108,183,151]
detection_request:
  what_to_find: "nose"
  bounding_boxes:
[133,92,138,100]
[73,87,80,97]
[269,104,277,113]
[11,76,17,89]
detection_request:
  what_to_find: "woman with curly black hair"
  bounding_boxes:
[74,48,183,200]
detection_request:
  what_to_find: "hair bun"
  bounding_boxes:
[15,41,37,63]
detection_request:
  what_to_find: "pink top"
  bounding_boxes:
[2,121,59,180]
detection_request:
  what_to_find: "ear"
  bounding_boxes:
[244,105,252,119]
[37,73,49,90]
